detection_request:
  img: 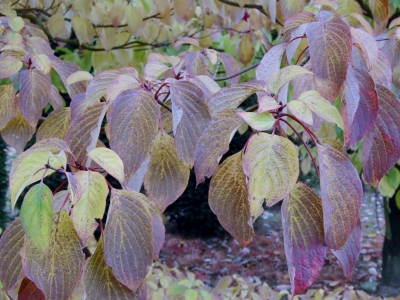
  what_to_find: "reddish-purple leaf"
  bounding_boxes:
[49,56,87,98]
[363,84,400,186]
[370,50,392,88]
[85,238,145,300]
[282,11,317,34]
[0,218,25,291]
[66,102,106,162]
[331,219,363,279]
[147,201,166,259]
[194,109,244,185]
[109,89,159,179]
[282,182,327,296]
[306,16,352,102]
[256,44,286,85]
[186,52,208,76]
[18,278,45,300]
[19,69,51,127]
[342,65,378,148]
[209,151,254,247]
[104,189,153,292]
[170,81,211,167]
[218,53,241,84]
[317,143,363,250]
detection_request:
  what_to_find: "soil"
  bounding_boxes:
[159,188,388,295]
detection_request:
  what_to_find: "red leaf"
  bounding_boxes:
[363,84,400,186]
[342,65,378,148]
[18,278,45,300]
[282,182,327,296]
[317,143,363,250]
[306,16,352,102]
[331,219,363,279]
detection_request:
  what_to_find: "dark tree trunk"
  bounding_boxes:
[381,196,400,287]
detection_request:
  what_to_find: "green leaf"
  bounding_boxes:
[71,171,108,244]
[21,183,53,253]
[268,65,312,95]
[209,151,254,247]
[194,109,244,185]
[242,133,299,219]
[9,149,64,210]
[0,218,25,291]
[166,283,187,296]
[88,147,125,184]
[395,190,400,210]
[378,175,396,197]
[199,290,212,300]
[85,238,144,299]
[22,211,84,300]
[104,189,153,292]
[237,111,275,131]
[287,100,313,127]
[144,131,190,212]
[184,289,199,300]
[298,90,344,130]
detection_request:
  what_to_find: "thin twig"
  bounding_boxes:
[214,62,260,81]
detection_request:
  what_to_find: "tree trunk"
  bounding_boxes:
[381,196,400,287]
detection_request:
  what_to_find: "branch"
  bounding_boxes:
[214,62,260,81]
[218,0,283,26]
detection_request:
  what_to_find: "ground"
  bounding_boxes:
[160,188,387,296]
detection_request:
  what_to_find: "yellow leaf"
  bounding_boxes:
[47,13,65,38]
[269,65,313,94]
[71,15,95,45]
[66,70,93,85]
[238,32,254,66]
[88,147,125,184]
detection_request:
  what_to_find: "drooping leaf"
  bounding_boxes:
[9,149,64,209]
[47,13,65,38]
[280,0,304,20]
[0,56,22,78]
[104,189,153,292]
[71,171,108,244]
[20,183,53,253]
[36,107,70,141]
[66,102,105,162]
[298,90,344,130]
[238,33,254,66]
[88,147,124,184]
[331,219,363,279]
[370,0,389,29]
[19,69,51,127]
[342,65,378,148]
[282,182,327,296]
[85,238,144,299]
[49,56,87,98]
[207,80,266,116]
[370,50,392,89]
[209,151,254,247]
[306,16,352,102]
[350,28,378,70]
[186,52,208,76]
[268,65,312,95]
[170,81,211,167]
[22,211,84,300]
[71,15,95,45]
[317,143,363,250]
[282,11,318,34]
[66,70,93,85]
[194,110,244,185]
[256,44,286,85]
[18,277,45,300]
[109,89,159,179]
[287,100,313,126]
[1,112,35,154]
[0,85,17,130]
[242,133,299,219]
[144,131,189,212]
[218,53,241,84]
[237,111,275,131]
[363,84,400,186]
[0,218,25,291]
[86,68,138,106]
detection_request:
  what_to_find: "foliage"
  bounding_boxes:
[1,0,400,298]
